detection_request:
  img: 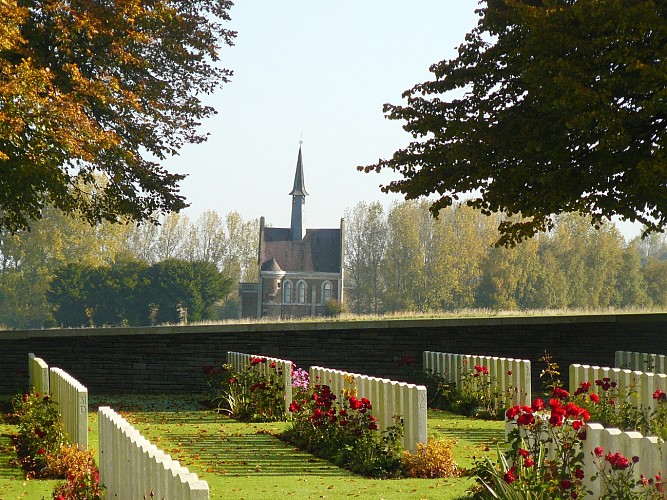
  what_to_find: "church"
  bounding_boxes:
[239,146,345,318]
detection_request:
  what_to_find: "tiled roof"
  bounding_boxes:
[261,227,341,273]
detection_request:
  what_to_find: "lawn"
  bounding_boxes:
[0,395,505,499]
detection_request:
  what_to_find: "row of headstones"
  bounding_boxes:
[505,350,667,499]
[226,351,293,415]
[28,353,88,450]
[508,413,667,499]
[98,407,209,499]
[422,351,532,407]
[226,352,428,453]
[27,353,208,499]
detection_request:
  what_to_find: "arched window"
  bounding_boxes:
[297,281,307,304]
[322,281,333,303]
[282,280,292,304]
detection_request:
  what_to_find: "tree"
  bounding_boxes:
[0,0,235,232]
[143,259,230,324]
[382,201,424,312]
[344,202,387,314]
[361,0,667,246]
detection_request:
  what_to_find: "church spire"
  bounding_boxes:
[289,145,308,240]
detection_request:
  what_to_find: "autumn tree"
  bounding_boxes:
[344,202,387,314]
[0,0,235,232]
[361,0,667,246]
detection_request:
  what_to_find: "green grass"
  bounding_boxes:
[1,395,505,499]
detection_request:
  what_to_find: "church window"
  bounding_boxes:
[283,280,292,304]
[322,281,333,303]
[297,281,307,304]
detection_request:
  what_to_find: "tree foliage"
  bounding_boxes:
[0,206,255,328]
[343,200,653,314]
[361,0,667,246]
[48,258,230,327]
[0,0,235,232]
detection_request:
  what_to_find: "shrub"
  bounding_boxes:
[206,358,286,422]
[12,391,68,478]
[322,299,345,317]
[402,439,459,478]
[475,389,591,499]
[590,447,663,500]
[282,382,405,478]
[50,445,105,500]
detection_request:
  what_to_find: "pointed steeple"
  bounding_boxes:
[289,145,308,240]
[289,146,308,196]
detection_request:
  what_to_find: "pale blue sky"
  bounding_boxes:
[167,1,641,240]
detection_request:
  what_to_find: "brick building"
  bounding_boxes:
[240,146,344,318]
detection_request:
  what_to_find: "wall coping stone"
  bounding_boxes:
[1,312,666,340]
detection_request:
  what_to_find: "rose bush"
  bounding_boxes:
[282,383,404,478]
[205,358,286,422]
[475,388,590,499]
[12,391,67,478]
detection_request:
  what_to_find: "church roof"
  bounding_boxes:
[288,146,308,197]
[261,227,341,273]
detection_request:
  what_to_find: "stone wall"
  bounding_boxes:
[1,313,666,395]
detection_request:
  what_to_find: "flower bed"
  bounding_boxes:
[11,390,104,499]
[423,351,531,409]
[491,382,667,499]
[309,366,427,453]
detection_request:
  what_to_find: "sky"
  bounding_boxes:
[166,0,642,241]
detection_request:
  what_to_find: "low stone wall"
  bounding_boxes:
[1,313,667,395]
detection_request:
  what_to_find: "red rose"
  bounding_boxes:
[506,406,521,420]
[504,466,517,484]
[594,446,604,457]
[551,387,570,399]
[590,393,600,403]
[531,398,545,412]
[574,467,584,479]
[561,479,571,490]
[517,413,535,426]
[288,401,301,413]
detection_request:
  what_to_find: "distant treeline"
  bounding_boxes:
[0,208,258,328]
[344,201,666,314]
[0,201,665,329]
